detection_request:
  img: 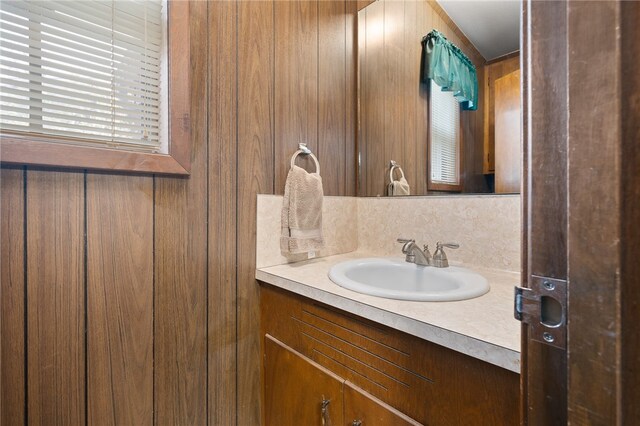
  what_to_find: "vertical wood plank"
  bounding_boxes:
[362,0,386,196]
[519,2,529,422]
[274,0,318,193]
[208,0,238,424]
[528,1,567,283]
[345,0,358,196]
[237,1,274,423]
[621,1,640,422]
[154,2,208,424]
[433,14,442,39]
[470,64,487,192]
[318,0,347,196]
[357,8,367,195]
[86,174,154,426]
[414,2,430,195]
[1,167,25,426]
[403,0,417,193]
[567,1,622,423]
[383,0,405,191]
[26,170,84,426]
[525,1,568,424]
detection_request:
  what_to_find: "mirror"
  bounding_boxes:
[357,0,521,196]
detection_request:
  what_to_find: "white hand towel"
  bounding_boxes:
[388,164,411,196]
[281,151,325,254]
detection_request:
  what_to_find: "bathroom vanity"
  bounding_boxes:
[257,252,520,426]
[255,193,521,425]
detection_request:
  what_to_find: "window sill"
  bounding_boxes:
[427,181,463,192]
[0,134,189,176]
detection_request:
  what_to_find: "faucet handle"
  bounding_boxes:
[432,242,459,268]
[397,238,415,244]
[397,238,415,256]
[436,242,459,250]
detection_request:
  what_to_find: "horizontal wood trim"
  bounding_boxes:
[486,50,520,66]
[0,0,191,176]
[426,182,463,192]
[0,137,188,175]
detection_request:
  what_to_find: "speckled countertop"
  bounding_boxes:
[256,251,521,373]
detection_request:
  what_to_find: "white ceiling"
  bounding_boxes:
[437,0,521,61]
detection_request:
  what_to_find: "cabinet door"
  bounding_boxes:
[494,69,522,193]
[264,335,344,426]
[344,381,422,426]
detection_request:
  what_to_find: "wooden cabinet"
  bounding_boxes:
[264,334,420,426]
[264,335,343,425]
[261,285,519,426]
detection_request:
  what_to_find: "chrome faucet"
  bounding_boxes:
[397,238,432,266]
[397,239,459,268]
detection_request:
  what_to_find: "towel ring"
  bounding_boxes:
[290,143,320,173]
[389,161,405,182]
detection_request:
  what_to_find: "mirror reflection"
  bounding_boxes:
[357,0,521,196]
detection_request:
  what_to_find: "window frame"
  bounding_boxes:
[0,0,191,176]
[427,81,464,192]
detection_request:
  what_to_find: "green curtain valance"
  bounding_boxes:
[421,30,478,111]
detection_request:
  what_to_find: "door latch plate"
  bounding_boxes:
[515,275,567,349]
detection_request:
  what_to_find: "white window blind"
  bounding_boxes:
[0,0,165,152]
[430,79,460,186]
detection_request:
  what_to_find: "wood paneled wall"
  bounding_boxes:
[358,0,488,196]
[483,52,520,174]
[0,1,357,425]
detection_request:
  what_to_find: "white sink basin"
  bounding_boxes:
[328,258,489,302]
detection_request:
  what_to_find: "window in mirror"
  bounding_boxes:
[428,80,462,191]
[0,1,191,175]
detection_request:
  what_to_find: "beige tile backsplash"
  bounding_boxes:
[256,194,521,272]
[357,195,521,271]
[256,195,359,268]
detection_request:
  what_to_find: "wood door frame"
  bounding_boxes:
[522,0,640,424]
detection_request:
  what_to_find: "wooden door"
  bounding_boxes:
[344,382,421,426]
[522,0,640,424]
[263,335,344,426]
[494,69,521,194]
